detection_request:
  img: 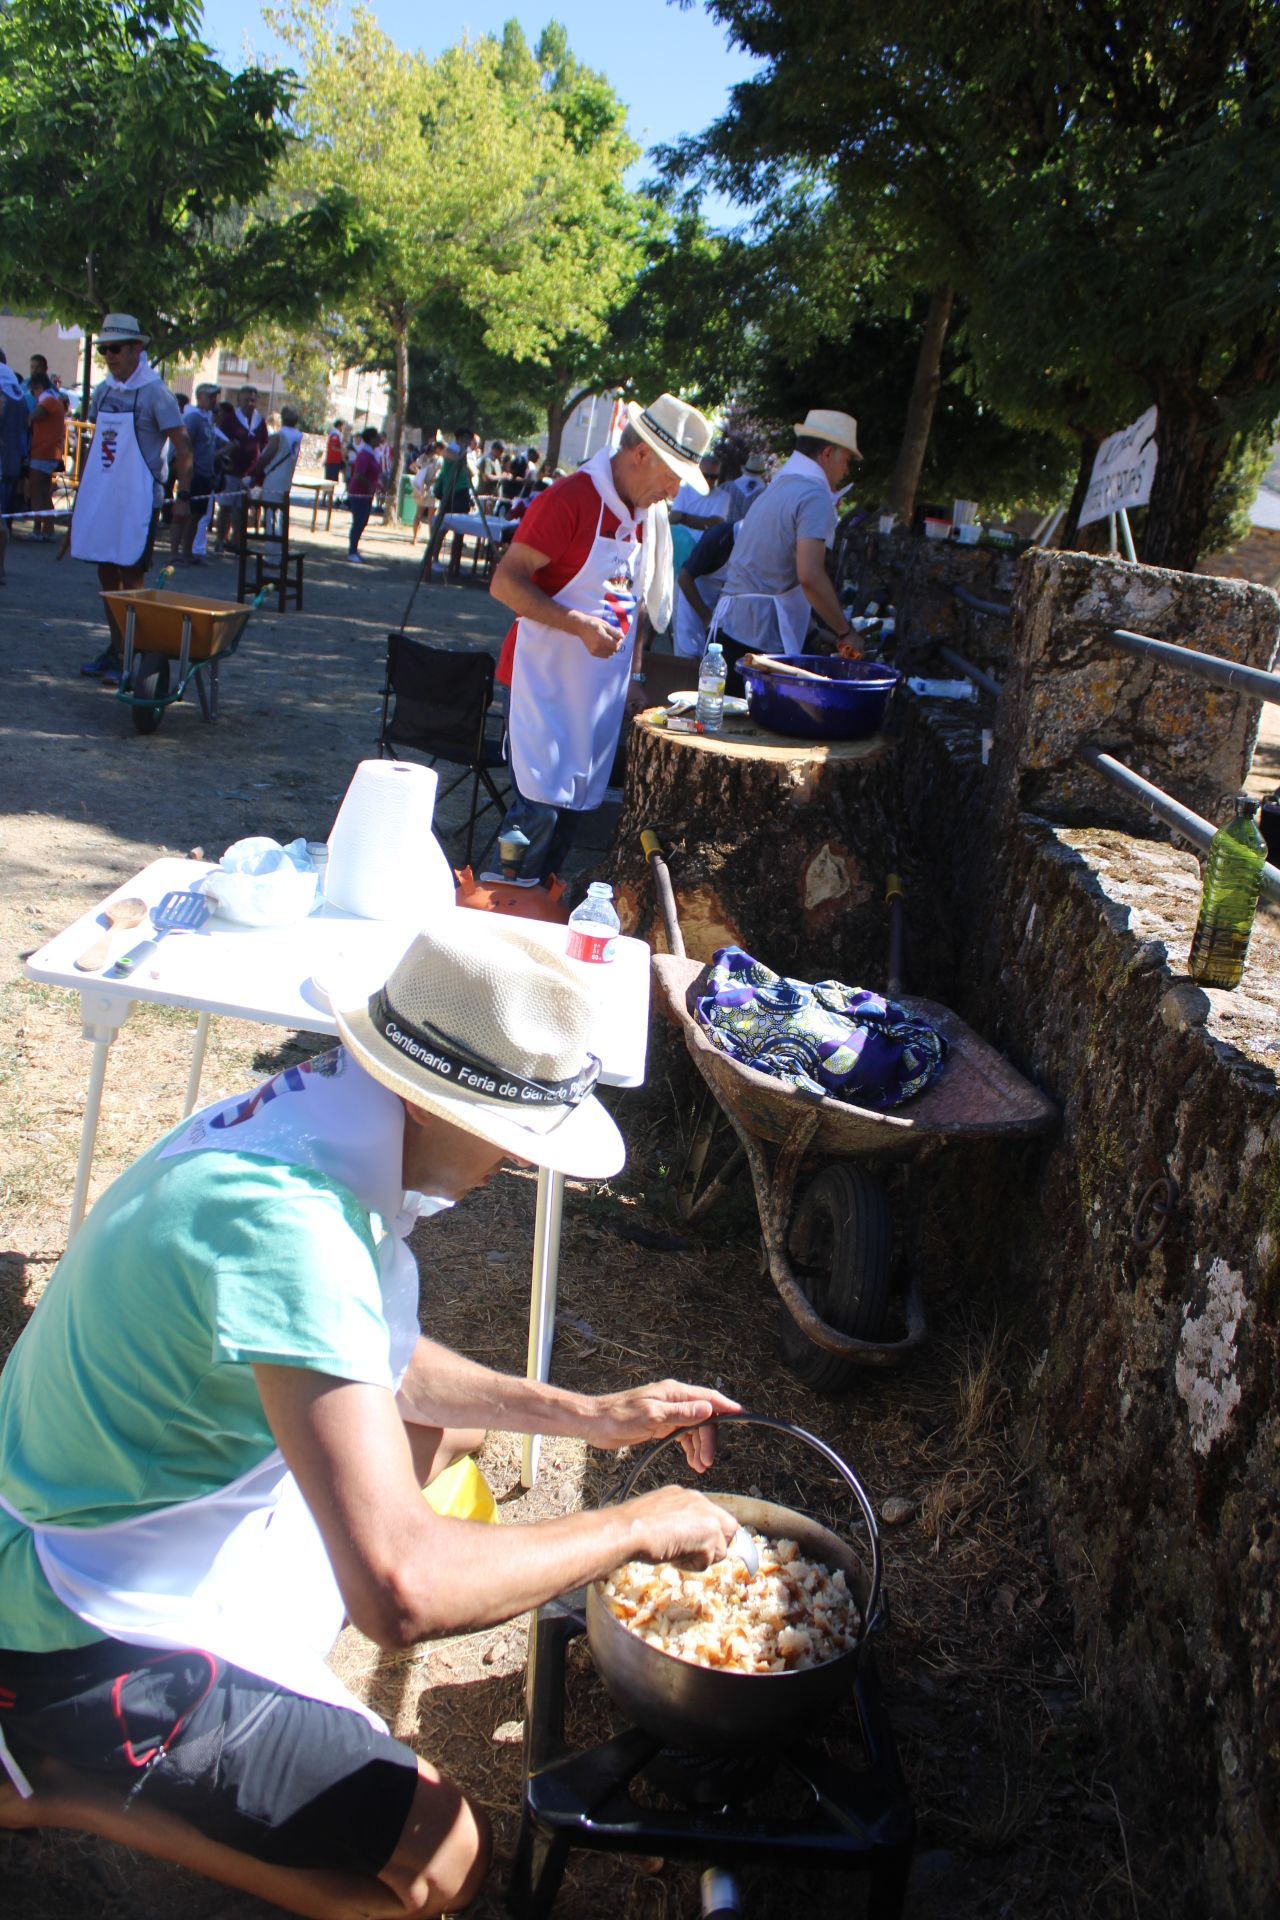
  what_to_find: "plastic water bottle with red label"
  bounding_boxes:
[566,882,620,964]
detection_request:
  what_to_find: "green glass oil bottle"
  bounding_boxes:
[1187,795,1268,990]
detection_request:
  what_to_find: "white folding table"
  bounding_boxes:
[24,858,650,1486]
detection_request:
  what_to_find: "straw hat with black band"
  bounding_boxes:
[97,312,151,346]
[623,393,715,495]
[334,915,625,1179]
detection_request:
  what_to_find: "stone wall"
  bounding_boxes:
[991,551,1280,831]
[951,819,1280,1915]
[886,549,1280,1914]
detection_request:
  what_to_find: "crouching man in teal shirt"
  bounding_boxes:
[0,913,739,1917]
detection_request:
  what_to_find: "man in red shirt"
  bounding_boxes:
[487,394,714,886]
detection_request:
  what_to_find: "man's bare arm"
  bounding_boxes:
[671,509,726,532]
[254,1366,739,1647]
[677,566,712,631]
[490,542,624,660]
[167,424,194,515]
[795,536,851,637]
[396,1333,738,1469]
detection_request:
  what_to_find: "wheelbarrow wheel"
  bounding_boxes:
[780,1164,893,1392]
[130,652,170,734]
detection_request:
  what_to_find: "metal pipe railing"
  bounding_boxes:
[951,583,1012,620]
[938,646,1002,699]
[1079,746,1280,905]
[1107,628,1280,706]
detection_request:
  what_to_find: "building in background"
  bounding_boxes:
[0,310,85,399]
[556,392,625,469]
[1,309,394,437]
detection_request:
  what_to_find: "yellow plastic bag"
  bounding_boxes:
[423,1455,499,1525]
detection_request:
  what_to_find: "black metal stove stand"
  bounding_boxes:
[509,1595,914,1919]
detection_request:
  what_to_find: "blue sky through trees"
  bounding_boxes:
[200,0,759,228]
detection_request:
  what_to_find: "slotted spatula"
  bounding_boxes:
[107,890,212,978]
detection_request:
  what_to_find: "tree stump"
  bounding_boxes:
[610,707,901,984]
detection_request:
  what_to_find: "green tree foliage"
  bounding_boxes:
[680,0,1280,566]
[0,0,370,355]
[410,203,753,466]
[267,5,645,486]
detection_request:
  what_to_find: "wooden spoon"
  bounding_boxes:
[740,653,834,685]
[74,896,149,972]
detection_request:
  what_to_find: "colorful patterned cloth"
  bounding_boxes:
[695,946,947,1109]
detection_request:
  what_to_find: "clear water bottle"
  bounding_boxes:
[697,640,726,732]
[1188,796,1268,990]
[566,881,620,964]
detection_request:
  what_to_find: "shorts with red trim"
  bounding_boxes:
[0,1636,420,1875]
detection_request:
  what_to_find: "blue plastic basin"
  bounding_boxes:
[739,655,901,741]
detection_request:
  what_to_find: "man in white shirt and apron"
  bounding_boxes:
[251,404,304,538]
[69,313,192,683]
[488,392,715,885]
[711,407,863,688]
[0,914,739,1918]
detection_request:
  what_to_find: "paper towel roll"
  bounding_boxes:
[323,760,456,922]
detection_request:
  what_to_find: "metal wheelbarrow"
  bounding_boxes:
[642,833,1057,1389]
[102,588,257,735]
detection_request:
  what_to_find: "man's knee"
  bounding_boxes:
[382,1767,491,1916]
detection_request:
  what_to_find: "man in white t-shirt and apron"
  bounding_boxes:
[711,406,863,689]
[488,392,715,885]
[0,913,739,1917]
[69,313,192,683]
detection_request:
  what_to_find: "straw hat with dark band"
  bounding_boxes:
[98,312,151,345]
[335,916,625,1179]
[623,392,715,494]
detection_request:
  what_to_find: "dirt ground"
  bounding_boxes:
[1,510,1158,1918]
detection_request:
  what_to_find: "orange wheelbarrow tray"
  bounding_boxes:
[102,589,256,732]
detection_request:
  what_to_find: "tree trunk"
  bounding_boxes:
[1141,383,1229,572]
[392,315,411,504]
[1063,432,1108,553]
[885,284,954,524]
[545,391,567,470]
[610,709,901,987]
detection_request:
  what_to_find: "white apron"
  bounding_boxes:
[0,1051,429,1797]
[70,398,155,567]
[260,426,302,504]
[708,583,812,657]
[509,479,640,811]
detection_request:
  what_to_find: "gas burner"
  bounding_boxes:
[637,1743,778,1810]
[509,1594,914,1919]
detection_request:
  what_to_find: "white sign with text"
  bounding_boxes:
[1078,407,1158,528]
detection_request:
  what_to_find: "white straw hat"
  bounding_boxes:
[623,393,716,494]
[744,451,768,474]
[334,916,624,1179]
[792,408,863,459]
[98,312,151,346]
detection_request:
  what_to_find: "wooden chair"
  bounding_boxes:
[235,497,304,612]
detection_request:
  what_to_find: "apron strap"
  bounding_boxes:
[0,1721,34,1799]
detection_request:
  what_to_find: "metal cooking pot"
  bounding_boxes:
[586,1414,884,1753]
